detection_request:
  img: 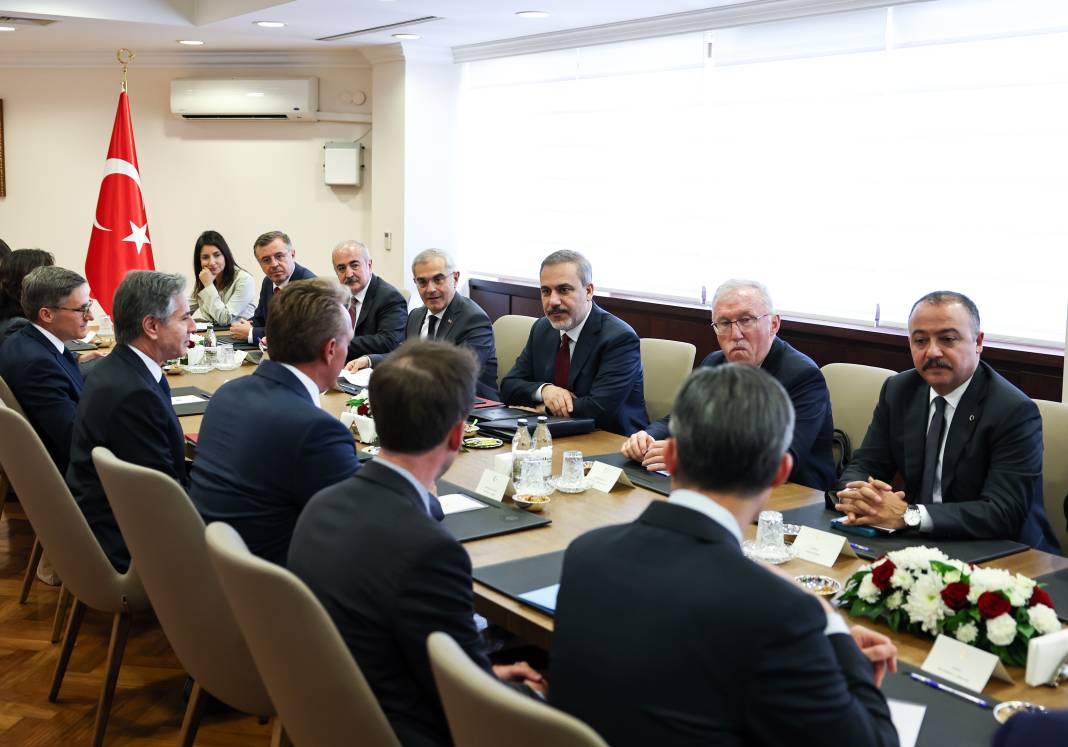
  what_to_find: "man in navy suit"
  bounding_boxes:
[191,277,362,565]
[500,250,647,435]
[993,709,1068,746]
[551,365,899,747]
[348,248,500,400]
[289,340,545,747]
[834,291,1060,552]
[0,266,91,474]
[622,279,836,490]
[230,230,315,345]
[67,271,196,572]
[331,239,407,361]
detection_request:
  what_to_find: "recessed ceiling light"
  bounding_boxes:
[178,40,204,45]
[516,10,550,18]
[393,33,421,40]
[246,92,265,97]
[0,26,15,32]
[254,21,286,28]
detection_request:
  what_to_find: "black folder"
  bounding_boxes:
[472,550,565,615]
[169,386,212,417]
[1032,567,1068,621]
[587,451,671,496]
[437,479,550,543]
[479,417,595,440]
[780,503,1029,563]
[882,663,1000,747]
[469,407,532,422]
[231,340,260,351]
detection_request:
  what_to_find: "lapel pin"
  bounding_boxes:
[969,414,975,422]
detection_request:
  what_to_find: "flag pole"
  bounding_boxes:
[116,48,134,92]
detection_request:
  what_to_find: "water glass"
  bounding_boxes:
[560,450,585,486]
[517,454,550,495]
[755,510,786,554]
[216,343,238,370]
[202,346,218,369]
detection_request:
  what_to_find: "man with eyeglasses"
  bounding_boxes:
[230,231,315,345]
[832,291,1060,552]
[330,239,407,363]
[622,279,836,490]
[346,248,500,400]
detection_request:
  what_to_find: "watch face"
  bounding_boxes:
[905,507,921,527]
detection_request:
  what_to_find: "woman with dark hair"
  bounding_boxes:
[0,248,55,340]
[189,230,256,325]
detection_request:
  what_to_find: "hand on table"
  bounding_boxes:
[621,431,653,461]
[835,478,907,530]
[493,661,548,697]
[541,385,574,417]
[345,356,370,372]
[230,319,252,340]
[849,624,898,687]
[79,349,109,363]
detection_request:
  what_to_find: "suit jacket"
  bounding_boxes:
[249,263,316,344]
[0,324,84,474]
[288,460,491,747]
[368,293,500,400]
[993,709,1068,747]
[550,501,898,747]
[836,361,1060,553]
[500,304,648,435]
[647,337,836,490]
[190,361,362,566]
[66,344,187,572]
[345,274,408,360]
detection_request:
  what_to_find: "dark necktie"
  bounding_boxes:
[158,373,172,399]
[428,493,444,521]
[349,298,359,329]
[553,333,571,388]
[61,348,82,380]
[427,315,439,339]
[919,396,947,503]
[273,286,280,295]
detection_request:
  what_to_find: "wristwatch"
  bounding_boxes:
[903,504,922,529]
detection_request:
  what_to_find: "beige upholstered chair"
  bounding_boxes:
[820,362,897,457]
[0,374,45,604]
[92,448,275,746]
[491,315,537,388]
[205,522,400,747]
[0,405,149,747]
[639,338,697,422]
[427,632,608,747]
[1034,399,1068,554]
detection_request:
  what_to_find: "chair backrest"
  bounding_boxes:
[0,374,28,418]
[639,338,697,422]
[205,522,400,747]
[0,405,147,612]
[427,632,608,747]
[492,315,537,388]
[1033,399,1068,554]
[92,448,273,717]
[820,362,897,456]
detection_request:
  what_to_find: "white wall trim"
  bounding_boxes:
[0,49,370,69]
[452,0,930,62]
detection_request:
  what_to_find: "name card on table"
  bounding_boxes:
[922,634,1014,692]
[587,461,634,493]
[475,469,513,503]
[791,526,857,567]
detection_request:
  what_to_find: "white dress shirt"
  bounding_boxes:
[32,323,66,353]
[375,457,434,516]
[419,309,445,339]
[917,374,975,532]
[279,363,322,407]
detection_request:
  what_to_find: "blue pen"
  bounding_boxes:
[908,673,991,709]
[850,542,872,553]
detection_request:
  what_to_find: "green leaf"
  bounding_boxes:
[930,560,959,575]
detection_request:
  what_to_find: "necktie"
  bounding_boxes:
[553,333,571,388]
[427,315,440,339]
[61,348,82,380]
[273,286,280,296]
[428,493,444,521]
[349,298,359,329]
[919,396,947,503]
[158,373,172,399]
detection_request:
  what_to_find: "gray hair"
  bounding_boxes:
[254,230,292,254]
[712,279,775,314]
[21,266,87,321]
[541,250,592,286]
[411,248,456,274]
[670,364,795,497]
[332,239,370,263]
[113,271,187,346]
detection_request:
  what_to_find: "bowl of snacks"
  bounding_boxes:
[464,422,480,437]
[794,574,843,597]
[512,494,551,512]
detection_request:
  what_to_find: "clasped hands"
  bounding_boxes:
[834,477,908,530]
[620,430,669,473]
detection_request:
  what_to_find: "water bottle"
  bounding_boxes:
[533,415,553,480]
[511,418,532,483]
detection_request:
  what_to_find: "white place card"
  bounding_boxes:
[587,461,634,493]
[791,526,857,567]
[171,395,206,406]
[886,699,926,747]
[921,634,1013,693]
[475,469,511,503]
[493,452,514,476]
[1025,627,1068,686]
[438,494,489,515]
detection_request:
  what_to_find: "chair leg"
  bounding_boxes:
[90,611,132,747]
[177,680,208,747]
[49,598,86,701]
[18,536,43,604]
[50,585,72,643]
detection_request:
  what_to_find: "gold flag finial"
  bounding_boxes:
[116,48,135,92]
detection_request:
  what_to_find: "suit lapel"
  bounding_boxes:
[26,326,84,393]
[407,307,426,339]
[567,305,602,389]
[354,276,377,331]
[437,295,463,342]
[904,381,930,486]
[939,365,986,498]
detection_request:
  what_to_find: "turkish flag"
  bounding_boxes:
[85,90,154,315]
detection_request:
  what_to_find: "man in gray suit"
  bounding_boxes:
[346,248,499,400]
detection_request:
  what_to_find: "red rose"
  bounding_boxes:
[871,558,896,590]
[941,582,970,611]
[357,403,370,416]
[977,591,1011,620]
[1029,587,1054,609]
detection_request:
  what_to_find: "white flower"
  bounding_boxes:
[986,613,1019,646]
[890,568,915,590]
[888,546,949,572]
[903,572,951,635]
[943,570,962,584]
[1028,605,1062,636]
[954,621,979,645]
[886,591,903,610]
[857,573,881,603]
[1008,576,1037,607]
[968,568,1016,604]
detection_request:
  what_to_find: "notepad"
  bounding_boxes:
[438,494,489,515]
[518,584,560,612]
[340,368,372,388]
[171,395,206,406]
[887,699,925,747]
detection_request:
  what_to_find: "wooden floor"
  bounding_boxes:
[0,504,274,747]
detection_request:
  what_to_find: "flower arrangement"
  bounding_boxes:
[346,392,371,417]
[838,546,1060,666]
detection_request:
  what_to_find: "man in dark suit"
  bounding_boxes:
[833,291,1059,552]
[551,364,899,747]
[289,340,545,747]
[191,278,362,565]
[347,248,499,400]
[500,250,647,435]
[993,709,1068,746]
[622,279,836,489]
[230,230,315,345]
[0,266,91,474]
[67,271,196,572]
[331,239,406,361]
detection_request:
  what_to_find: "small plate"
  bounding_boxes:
[548,476,593,494]
[993,701,1047,724]
[795,574,843,597]
[463,437,504,450]
[742,540,797,565]
[163,365,185,376]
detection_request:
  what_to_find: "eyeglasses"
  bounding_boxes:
[414,273,453,290]
[50,303,93,317]
[711,314,770,335]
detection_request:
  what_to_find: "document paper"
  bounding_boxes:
[518,584,560,613]
[438,494,489,515]
[886,699,925,747]
[171,395,207,406]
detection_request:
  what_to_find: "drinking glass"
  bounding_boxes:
[215,343,238,370]
[560,450,585,486]
[755,510,786,555]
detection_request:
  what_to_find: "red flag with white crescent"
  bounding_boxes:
[85,90,154,315]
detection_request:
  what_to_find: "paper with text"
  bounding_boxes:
[438,494,489,515]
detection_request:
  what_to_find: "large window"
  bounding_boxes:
[458,0,1068,345]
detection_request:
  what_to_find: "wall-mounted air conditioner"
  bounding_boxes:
[170,77,319,121]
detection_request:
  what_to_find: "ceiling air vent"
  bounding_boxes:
[317,16,442,42]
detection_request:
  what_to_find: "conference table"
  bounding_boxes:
[180,363,1068,711]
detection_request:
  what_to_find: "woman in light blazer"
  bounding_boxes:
[189,230,256,325]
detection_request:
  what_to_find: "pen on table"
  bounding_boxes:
[908,673,991,709]
[850,542,872,553]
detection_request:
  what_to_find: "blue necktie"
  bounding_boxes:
[428,493,444,521]
[158,373,171,399]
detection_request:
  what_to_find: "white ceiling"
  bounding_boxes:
[0,0,746,54]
